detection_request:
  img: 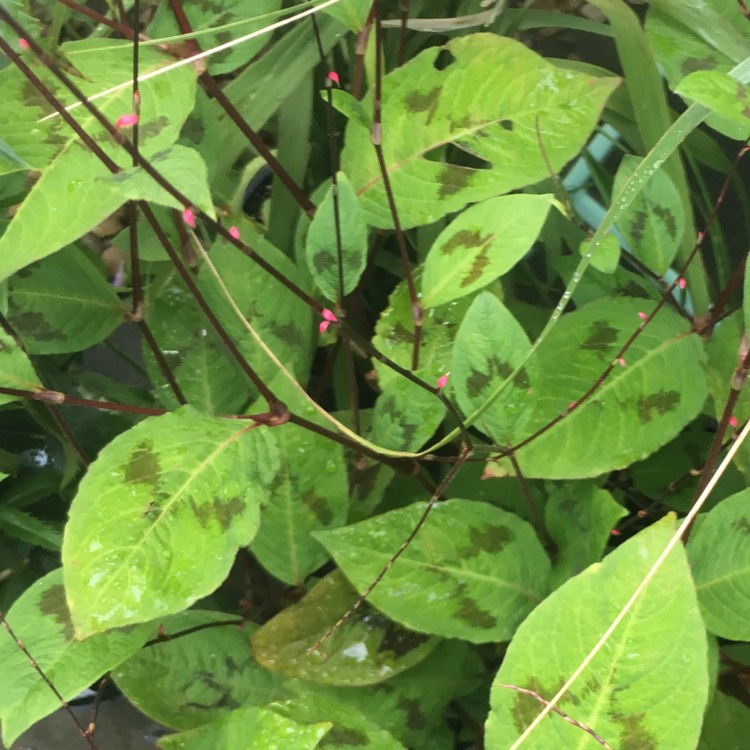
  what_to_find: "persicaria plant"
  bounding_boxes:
[1,1,750,748]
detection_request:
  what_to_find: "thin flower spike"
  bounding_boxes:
[116,113,139,128]
[436,372,451,389]
[182,207,196,228]
[229,226,240,240]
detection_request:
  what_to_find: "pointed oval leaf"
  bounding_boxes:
[0,569,150,748]
[509,297,707,478]
[251,570,439,686]
[612,154,685,274]
[0,39,198,282]
[676,70,750,129]
[250,425,349,585]
[62,406,278,638]
[486,516,709,749]
[113,611,284,731]
[422,195,552,308]
[342,33,619,228]
[314,499,550,643]
[7,245,123,354]
[688,488,750,640]
[306,173,368,301]
[100,145,214,218]
[0,327,43,405]
[451,292,536,444]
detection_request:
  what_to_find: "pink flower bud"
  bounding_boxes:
[678,277,687,290]
[436,372,450,389]
[182,207,196,228]
[229,226,240,240]
[19,38,30,50]
[116,113,139,128]
[327,71,340,85]
[638,311,647,321]
[321,308,338,322]
[730,416,739,428]
[616,357,626,367]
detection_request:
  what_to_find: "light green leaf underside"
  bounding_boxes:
[62,406,278,638]
[342,33,619,228]
[0,569,150,747]
[486,516,709,749]
[315,499,550,643]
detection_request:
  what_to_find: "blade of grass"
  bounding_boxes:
[588,0,709,314]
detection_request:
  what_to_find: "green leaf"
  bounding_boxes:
[157,706,330,750]
[62,406,279,638]
[688,488,750,640]
[142,266,249,414]
[422,195,552,308]
[0,326,43,405]
[99,145,215,218]
[251,569,439,686]
[0,506,62,550]
[507,297,708,478]
[315,499,550,643]
[451,292,536,444]
[342,33,618,228]
[250,424,349,585]
[677,70,750,128]
[486,515,709,749]
[545,482,627,589]
[0,39,197,282]
[579,233,620,274]
[612,155,685,274]
[0,569,150,748]
[698,690,750,750]
[369,377,446,452]
[147,0,284,77]
[7,245,123,354]
[199,220,315,385]
[113,611,284,731]
[321,0,371,32]
[305,173,368,301]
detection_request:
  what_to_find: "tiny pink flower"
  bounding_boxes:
[610,528,622,537]
[19,38,30,50]
[319,308,338,333]
[616,357,626,367]
[229,225,240,240]
[182,207,196,228]
[638,311,647,321]
[327,71,340,85]
[730,416,739,428]
[436,372,450,389]
[697,231,704,242]
[116,113,139,128]
[678,277,687,290]
[568,402,576,411]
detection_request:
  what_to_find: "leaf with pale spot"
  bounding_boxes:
[251,569,439,686]
[422,195,552,308]
[315,499,550,643]
[486,516,709,749]
[62,406,278,638]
